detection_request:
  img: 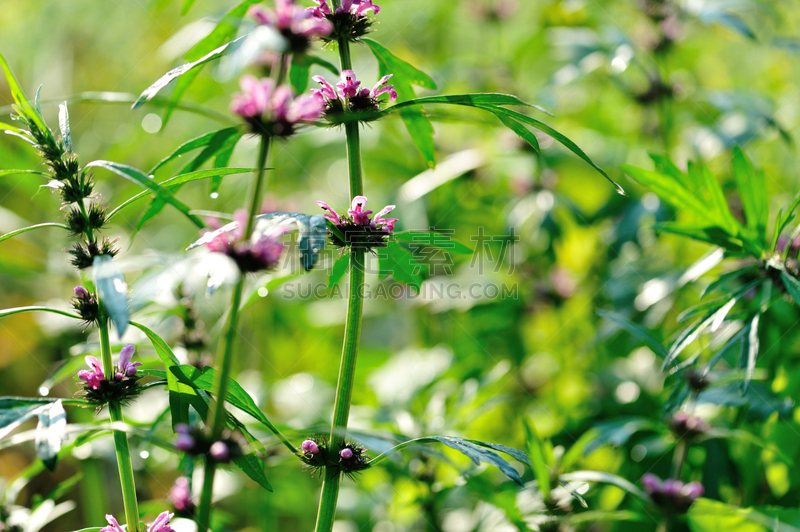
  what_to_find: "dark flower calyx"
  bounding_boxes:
[66,203,107,236]
[68,238,119,270]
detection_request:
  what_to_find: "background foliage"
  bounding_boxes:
[2,0,800,531]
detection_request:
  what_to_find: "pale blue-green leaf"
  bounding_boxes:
[92,255,129,337]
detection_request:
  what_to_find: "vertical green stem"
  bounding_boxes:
[314,29,367,532]
[670,439,687,480]
[98,319,140,532]
[196,134,271,532]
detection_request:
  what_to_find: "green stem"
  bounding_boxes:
[195,459,217,532]
[196,134,271,532]
[670,438,687,480]
[98,319,140,532]
[314,32,367,532]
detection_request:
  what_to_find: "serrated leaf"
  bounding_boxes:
[85,160,203,228]
[35,400,67,471]
[92,255,129,338]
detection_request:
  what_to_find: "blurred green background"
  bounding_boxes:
[1,0,800,531]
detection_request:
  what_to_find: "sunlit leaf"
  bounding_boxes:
[92,255,129,338]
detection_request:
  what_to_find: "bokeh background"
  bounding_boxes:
[1,0,800,531]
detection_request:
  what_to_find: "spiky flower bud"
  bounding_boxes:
[68,238,119,270]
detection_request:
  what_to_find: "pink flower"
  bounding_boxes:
[311,71,397,115]
[301,439,320,454]
[348,195,373,225]
[100,515,124,532]
[307,0,380,18]
[116,344,142,379]
[231,76,323,135]
[317,195,398,248]
[205,209,286,273]
[78,355,105,390]
[249,0,332,39]
[316,200,341,224]
[148,511,176,532]
[339,448,353,459]
[372,204,398,232]
[337,70,362,98]
[169,477,194,512]
[641,474,704,514]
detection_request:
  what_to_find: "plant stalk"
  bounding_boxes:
[314,28,367,532]
[98,318,140,532]
[196,134,271,532]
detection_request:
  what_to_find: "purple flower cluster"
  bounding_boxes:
[317,196,397,249]
[312,70,397,117]
[642,473,704,514]
[231,77,323,136]
[101,511,174,532]
[301,439,320,454]
[174,424,243,464]
[77,345,141,391]
[307,0,381,18]
[249,0,332,53]
[205,209,286,273]
[668,411,710,440]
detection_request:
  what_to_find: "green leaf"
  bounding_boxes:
[390,93,546,111]
[491,110,540,152]
[732,147,769,241]
[169,365,296,453]
[134,127,244,230]
[0,306,81,320]
[92,255,129,338]
[0,52,50,137]
[702,266,758,298]
[742,313,761,393]
[84,160,204,228]
[393,230,473,254]
[58,102,72,153]
[107,167,251,220]
[482,106,621,194]
[35,400,67,471]
[687,498,800,532]
[622,164,708,216]
[133,41,234,109]
[560,429,601,471]
[363,38,438,167]
[524,420,551,495]
[0,169,48,177]
[181,0,197,15]
[559,470,649,502]
[697,381,793,421]
[289,54,339,94]
[781,271,800,305]
[329,253,349,289]
[0,223,68,244]
[129,322,192,430]
[0,399,51,440]
[377,241,425,291]
[164,0,259,127]
[583,417,656,455]
[597,309,667,358]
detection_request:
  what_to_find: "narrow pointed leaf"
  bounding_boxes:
[329,253,349,289]
[0,52,50,137]
[58,102,71,153]
[597,309,667,358]
[133,41,234,109]
[85,160,204,228]
[0,223,68,244]
[732,147,769,240]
